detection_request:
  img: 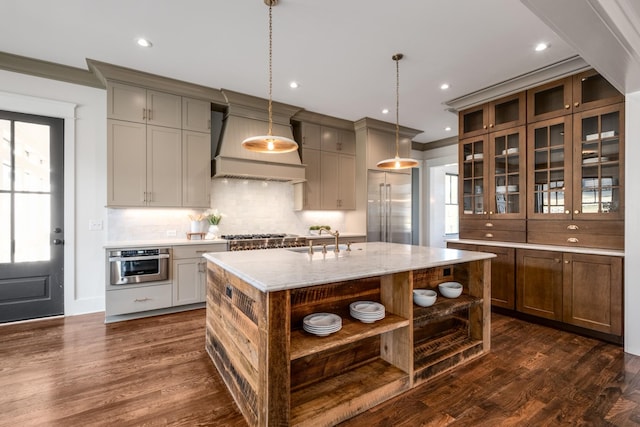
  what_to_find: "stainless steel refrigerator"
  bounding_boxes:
[367,170,412,244]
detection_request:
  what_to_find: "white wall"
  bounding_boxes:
[0,70,107,316]
[429,163,459,247]
[625,91,640,355]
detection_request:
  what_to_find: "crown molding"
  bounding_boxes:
[444,55,589,112]
[0,51,102,88]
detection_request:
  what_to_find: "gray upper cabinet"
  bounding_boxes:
[300,122,321,149]
[182,97,212,133]
[107,82,181,128]
[106,82,211,208]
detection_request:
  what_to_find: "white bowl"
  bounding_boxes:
[413,289,437,307]
[438,282,463,298]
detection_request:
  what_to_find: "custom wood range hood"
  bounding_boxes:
[212,89,306,182]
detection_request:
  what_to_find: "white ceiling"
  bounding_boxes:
[0,0,578,143]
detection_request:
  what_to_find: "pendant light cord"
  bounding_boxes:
[395,55,400,158]
[268,2,273,136]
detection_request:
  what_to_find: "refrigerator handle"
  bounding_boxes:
[379,183,385,241]
[386,183,391,242]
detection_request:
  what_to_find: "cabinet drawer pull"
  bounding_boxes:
[485,233,494,238]
[485,222,493,228]
[567,237,579,243]
[567,224,579,230]
[134,297,151,302]
[142,108,146,120]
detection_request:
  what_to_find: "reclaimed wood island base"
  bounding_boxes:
[203,242,494,426]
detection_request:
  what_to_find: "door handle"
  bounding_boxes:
[53,239,64,245]
[53,227,62,233]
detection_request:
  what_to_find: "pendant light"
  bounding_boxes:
[242,0,299,154]
[376,53,419,169]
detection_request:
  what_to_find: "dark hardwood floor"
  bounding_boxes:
[1,309,639,426]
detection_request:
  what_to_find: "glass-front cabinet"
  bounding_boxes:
[573,103,624,220]
[460,135,488,218]
[527,116,573,219]
[460,126,526,220]
[489,127,526,218]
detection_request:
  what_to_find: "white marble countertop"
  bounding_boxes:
[447,238,624,257]
[104,238,227,249]
[203,242,495,292]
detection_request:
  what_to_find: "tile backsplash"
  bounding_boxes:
[107,179,346,241]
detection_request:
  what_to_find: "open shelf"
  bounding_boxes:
[413,294,483,327]
[413,325,484,383]
[290,312,409,360]
[290,357,409,427]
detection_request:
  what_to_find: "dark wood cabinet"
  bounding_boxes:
[516,248,622,336]
[447,242,515,309]
[516,249,564,321]
[459,92,526,139]
[563,252,622,335]
[572,69,624,113]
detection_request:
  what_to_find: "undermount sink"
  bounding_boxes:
[287,244,349,255]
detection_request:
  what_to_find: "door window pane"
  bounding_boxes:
[14,122,50,192]
[0,194,9,263]
[15,193,51,262]
[1,119,10,191]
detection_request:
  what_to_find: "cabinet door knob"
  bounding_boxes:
[489,211,494,215]
[489,123,494,128]
[485,223,493,228]
[567,237,579,243]
[483,211,487,215]
[565,210,570,214]
[554,258,561,263]
[483,125,487,129]
[574,102,580,107]
[564,104,570,109]
[485,233,493,238]
[564,260,570,264]
[567,224,579,230]
[574,210,580,214]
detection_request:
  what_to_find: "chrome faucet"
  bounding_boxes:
[318,227,340,252]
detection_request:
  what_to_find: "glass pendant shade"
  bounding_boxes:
[377,53,419,170]
[242,0,298,154]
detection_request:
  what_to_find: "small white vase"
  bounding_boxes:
[206,224,219,239]
[190,220,202,233]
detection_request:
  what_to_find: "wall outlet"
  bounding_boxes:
[89,220,103,231]
[166,230,177,237]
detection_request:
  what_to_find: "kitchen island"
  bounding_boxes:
[203,242,494,426]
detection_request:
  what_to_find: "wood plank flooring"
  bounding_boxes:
[1,309,639,426]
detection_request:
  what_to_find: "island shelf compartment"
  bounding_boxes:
[288,273,412,426]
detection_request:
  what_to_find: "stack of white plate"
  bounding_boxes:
[302,313,342,336]
[349,301,386,323]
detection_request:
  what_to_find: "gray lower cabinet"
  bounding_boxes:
[106,243,226,321]
[172,244,226,305]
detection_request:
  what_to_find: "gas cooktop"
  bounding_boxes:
[221,234,307,251]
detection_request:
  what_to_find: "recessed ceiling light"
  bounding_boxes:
[289,81,299,89]
[137,38,152,48]
[535,42,548,52]
[382,108,389,114]
[440,83,450,90]
[445,126,452,132]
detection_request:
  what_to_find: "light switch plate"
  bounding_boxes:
[89,220,103,231]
